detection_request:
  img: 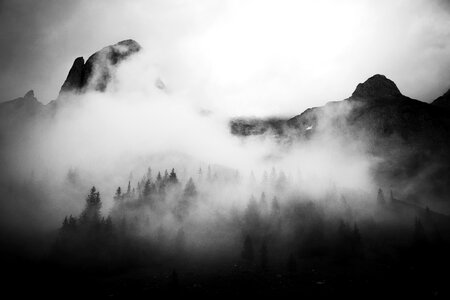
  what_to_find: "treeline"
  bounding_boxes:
[53,167,217,268]
[52,167,449,277]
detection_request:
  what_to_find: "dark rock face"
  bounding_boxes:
[59,39,141,95]
[24,90,35,99]
[60,57,85,94]
[351,74,403,99]
[432,89,450,108]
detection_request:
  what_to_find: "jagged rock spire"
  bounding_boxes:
[60,57,85,94]
[24,90,35,99]
[59,39,141,96]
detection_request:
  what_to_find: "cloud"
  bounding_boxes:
[1,0,450,111]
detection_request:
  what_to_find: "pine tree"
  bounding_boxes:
[61,216,69,231]
[183,178,197,198]
[80,186,102,225]
[259,192,268,215]
[113,186,122,202]
[68,215,77,230]
[143,179,151,199]
[127,181,131,195]
[174,178,197,221]
[169,168,178,184]
[158,180,166,196]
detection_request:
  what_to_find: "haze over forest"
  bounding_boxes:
[1,0,450,297]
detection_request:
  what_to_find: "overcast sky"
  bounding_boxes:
[1,0,450,115]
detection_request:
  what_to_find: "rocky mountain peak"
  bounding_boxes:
[60,57,85,94]
[351,74,402,99]
[24,90,35,99]
[59,39,141,96]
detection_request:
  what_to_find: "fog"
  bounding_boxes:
[0,45,378,236]
[1,1,450,296]
[1,0,450,112]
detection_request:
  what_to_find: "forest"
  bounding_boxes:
[32,165,450,297]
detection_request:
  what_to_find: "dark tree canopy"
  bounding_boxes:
[169,168,178,184]
[80,186,102,225]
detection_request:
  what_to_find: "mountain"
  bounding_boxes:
[231,74,450,144]
[1,39,142,116]
[0,90,44,124]
[0,39,142,129]
[0,90,42,113]
[351,74,403,99]
[59,39,141,95]
[230,74,450,206]
[432,88,450,109]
